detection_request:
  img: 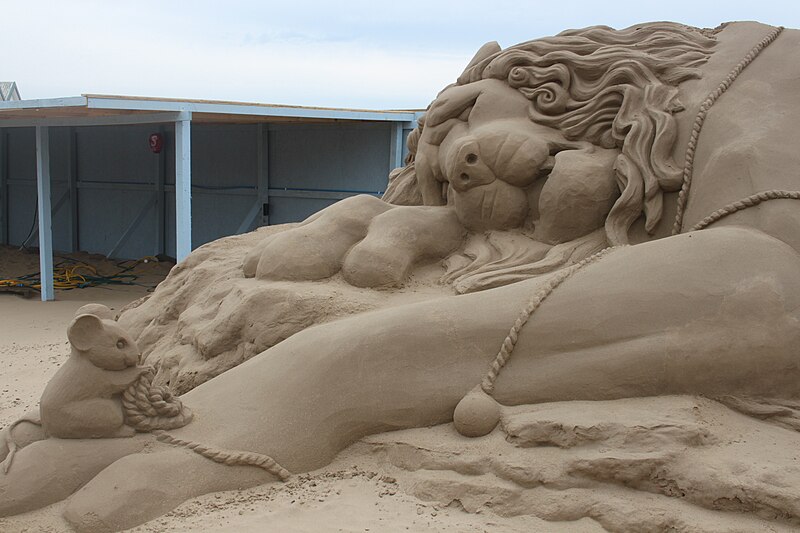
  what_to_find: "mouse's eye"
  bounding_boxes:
[116,339,126,349]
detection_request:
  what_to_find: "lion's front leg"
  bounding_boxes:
[242,194,392,281]
[243,194,465,289]
[343,205,466,288]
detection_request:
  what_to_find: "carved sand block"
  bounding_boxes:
[2,21,800,533]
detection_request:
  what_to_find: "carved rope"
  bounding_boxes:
[480,246,624,395]
[123,371,292,481]
[122,368,193,432]
[671,25,785,235]
[690,190,800,231]
[153,430,292,481]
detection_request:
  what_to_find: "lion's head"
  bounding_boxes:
[384,22,716,293]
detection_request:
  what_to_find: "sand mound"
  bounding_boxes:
[119,225,452,393]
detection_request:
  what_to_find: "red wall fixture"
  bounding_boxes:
[148,133,164,153]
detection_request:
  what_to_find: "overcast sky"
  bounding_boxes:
[2,1,797,109]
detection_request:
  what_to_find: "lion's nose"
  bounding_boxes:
[450,140,496,192]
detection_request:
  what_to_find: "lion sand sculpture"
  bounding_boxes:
[2,20,800,532]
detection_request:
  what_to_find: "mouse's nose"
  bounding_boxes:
[449,139,496,193]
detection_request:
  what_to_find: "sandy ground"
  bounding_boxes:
[0,245,566,533]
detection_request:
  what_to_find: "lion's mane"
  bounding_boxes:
[385,22,717,292]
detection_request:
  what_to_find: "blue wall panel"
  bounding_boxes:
[2,119,398,259]
[269,196,338,226]
[76,126,157,184]
[7,128,35,180]
[78,188,157,259]
[192,124,257,187]
[269,123,390,193]
[192,191,255,248]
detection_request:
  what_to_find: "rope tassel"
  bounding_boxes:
[454,246,623,438]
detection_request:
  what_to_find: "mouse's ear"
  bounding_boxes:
[74,303,115,320]
[68,314,104,352]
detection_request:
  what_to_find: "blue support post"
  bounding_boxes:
[389,122,403,172]
[175,117,192,262]
[35,125,54,301]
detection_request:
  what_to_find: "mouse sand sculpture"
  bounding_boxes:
[2,21,800,532]
[0,304,192,473]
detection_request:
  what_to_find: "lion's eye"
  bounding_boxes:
[116,339,126,349]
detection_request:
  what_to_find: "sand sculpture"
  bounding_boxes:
[1,20,800,532]
[0,304,192,474]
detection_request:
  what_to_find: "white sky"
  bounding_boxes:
[2,0,797,109]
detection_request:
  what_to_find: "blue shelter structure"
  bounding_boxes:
[0,94,421,300]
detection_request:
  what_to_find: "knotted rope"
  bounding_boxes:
[121,368,193,432]
[672,25,784,235]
